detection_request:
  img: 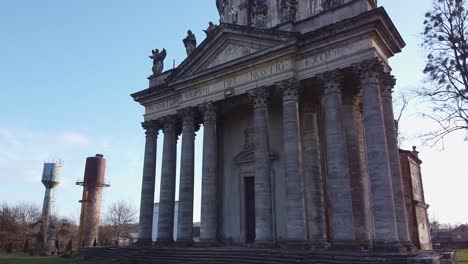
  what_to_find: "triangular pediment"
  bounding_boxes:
[170,24,296,81]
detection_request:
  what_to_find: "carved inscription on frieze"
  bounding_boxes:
[250,62,286,80]
[304,46,353,68]
[146,59,290,116]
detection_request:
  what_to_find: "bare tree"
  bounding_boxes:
[0,202,41,251]
[103,201,137,245]
[393,90,411,147]
[420,0,468,146]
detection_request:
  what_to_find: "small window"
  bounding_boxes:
[457,234,462,240]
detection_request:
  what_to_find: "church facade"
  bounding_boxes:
[132,0,429,252]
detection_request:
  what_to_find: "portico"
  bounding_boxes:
[132,0,416,252]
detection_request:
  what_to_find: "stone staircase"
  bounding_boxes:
[79,246,449,264]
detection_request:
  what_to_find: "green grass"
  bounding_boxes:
[0,253,81,264]
[458,249,468,264]
[0,253,104,264]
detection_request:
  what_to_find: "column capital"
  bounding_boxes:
[178,107,197,128]
[141,120,159,137]
[248,86,270,109]
[354,58,385,85]
[160,115,179,134]
[278,78,302,102]
[380,73,396,99]
[200,102,217,123]
[317,70,343,96]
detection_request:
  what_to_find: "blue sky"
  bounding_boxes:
[0,1,466,224]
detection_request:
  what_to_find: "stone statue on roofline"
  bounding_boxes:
[252,0,269,28]
[322,0,343,11]
[183,30,197,56]
[281,0,298,22]
[204,22,218,36]
[149,48,167,77]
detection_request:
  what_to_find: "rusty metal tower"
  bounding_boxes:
[76,154,110,247]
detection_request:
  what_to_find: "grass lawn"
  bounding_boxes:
[0,253,102,264]
[458,249,468,263]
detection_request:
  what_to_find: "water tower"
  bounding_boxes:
[77,154,110,247]
[39,162,63,251]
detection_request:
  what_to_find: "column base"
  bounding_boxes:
[134,239,153,246]
[372,241,406,252]
[153,239,174,247]
[329,241,368,251]
[174,239,194,247]
[308,239,329,250]
[279,240,310,250]
[195,240,222,247]
[401,240,417,252]
[250,240,278,249]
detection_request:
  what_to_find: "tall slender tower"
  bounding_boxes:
[77,154,110,247]
[39,162,62,251]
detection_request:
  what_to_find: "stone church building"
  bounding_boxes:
[133,0,426,250]
[80,0,455,263]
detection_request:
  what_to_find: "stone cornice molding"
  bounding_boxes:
[380,73,396,99]
[200,102,217,123]
[317,70,343,96]
[248,86,270,109]
[141,120,159,137]
[278,78,302,102]
[354,58,385,86]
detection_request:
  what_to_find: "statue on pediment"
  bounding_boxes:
[149,48,166,77]
[321,0,343,11]
[281,0,298,22]
[204,22,218,36]
[183,30,197,56]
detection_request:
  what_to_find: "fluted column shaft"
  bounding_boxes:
[342,95,373,248]
[176,108,196,244]
[301,103,327,247]
[280,78,306,242]
[248,87,274,244]
[320,71,355,245]
[138,121,159,244]
[157,117,178,243]
[199,102,218,243]
[381,74,411,246]
[358,59,400,249]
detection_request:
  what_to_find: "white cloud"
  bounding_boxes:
[59,132,90,145]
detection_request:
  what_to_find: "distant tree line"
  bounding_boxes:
[0,201,77,255]
[0,200,139,254]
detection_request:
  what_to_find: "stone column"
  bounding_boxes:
[156,116,178,244]
[199,102,219,245]
[137,120,159,245]
[357,59,401,251]
[342,94,373,249]
[279,78,307,244]
[247,87,274,245]
[301,103,327,248]
[319,71,355,247]
[381,74,412,248]
[176,108,196,245]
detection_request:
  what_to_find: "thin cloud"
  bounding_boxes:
[59,132,90,145]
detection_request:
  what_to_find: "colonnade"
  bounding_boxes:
[137,58,412,251]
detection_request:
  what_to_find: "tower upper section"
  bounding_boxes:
[216,0,376,29]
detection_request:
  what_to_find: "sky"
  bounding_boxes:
[0,1,466,225]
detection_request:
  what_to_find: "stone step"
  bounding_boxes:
[79,247,444,264]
